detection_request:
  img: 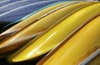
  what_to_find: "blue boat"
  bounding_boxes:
[0,0,58,30]
[0,0,37,14]
[0,0,21,7]
[0,0,49,14]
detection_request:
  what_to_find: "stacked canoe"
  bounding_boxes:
[0,0,100,65]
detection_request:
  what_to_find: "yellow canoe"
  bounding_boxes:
[37,16,100,65]
[8,2,99,62]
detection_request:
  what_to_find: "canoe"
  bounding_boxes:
[0,0,58,30]
[0,0,44,14]
[7,2,98,62]
[0,1,80,54]
[1,0,67,31]
[37,16,100,65]
[0,0,20,7]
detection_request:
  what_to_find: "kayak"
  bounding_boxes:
[0,0,58,30]
[0,0,44,14]
[0,0,21,7]
[0,1,80,55]
[7,2,98,62]
[37,16,100,65]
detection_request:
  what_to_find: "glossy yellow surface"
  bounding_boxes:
[87,55,100,65]
[0,2,89,54]
[0,1,70,39]
[9,3,100,62]
[0,1,78,54]
[41,16,100,65]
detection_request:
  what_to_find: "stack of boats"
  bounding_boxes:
[0,0,99,65]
